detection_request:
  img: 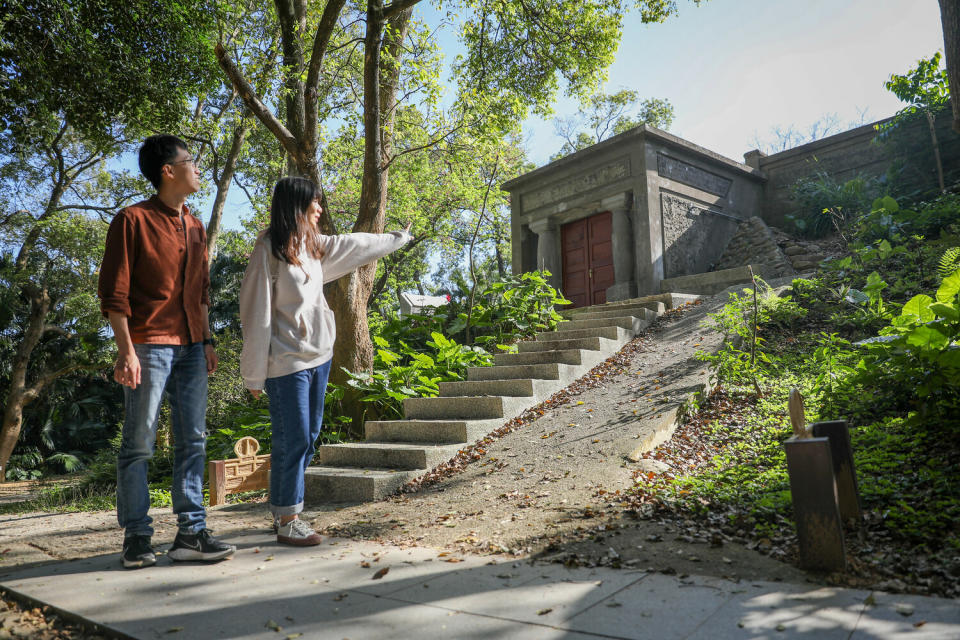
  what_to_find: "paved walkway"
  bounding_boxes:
[1,532,957,639]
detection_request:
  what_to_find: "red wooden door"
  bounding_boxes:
[561,211,613,309]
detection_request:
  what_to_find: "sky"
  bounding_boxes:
[518,0,946,165]
[207,0,945,230]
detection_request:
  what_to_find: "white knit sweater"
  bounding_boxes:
[239,230,411,390]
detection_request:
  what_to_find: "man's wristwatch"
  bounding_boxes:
[203,337,217,347]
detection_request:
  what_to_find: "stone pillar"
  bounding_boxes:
[528,217,561,290]
[606,207,637,301]
[743,149,767,170]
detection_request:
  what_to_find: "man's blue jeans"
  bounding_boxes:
[264,360,331,517]
[117,343,208,538]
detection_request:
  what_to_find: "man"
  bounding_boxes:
[98,135,235,569]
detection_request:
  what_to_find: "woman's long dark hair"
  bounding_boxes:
[268,176,325,268]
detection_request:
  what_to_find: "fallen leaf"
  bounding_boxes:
[372,567,390,580]
[360,561,371,568]
[266,620,283,632]
[537,608,553,615]
[165,628,184,634]
[913,621,927,628]
[286,634,304,639]
[333,594,348,602]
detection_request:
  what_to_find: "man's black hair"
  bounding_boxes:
[138,135,189,190]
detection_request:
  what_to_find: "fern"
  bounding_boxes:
[938,247,960,280]
[45,452,85,473]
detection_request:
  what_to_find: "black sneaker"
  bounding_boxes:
[122,535,156,569]
[168,529,235,562]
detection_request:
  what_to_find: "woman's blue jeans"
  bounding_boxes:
[116,343,208,538]
[264,360,331,517]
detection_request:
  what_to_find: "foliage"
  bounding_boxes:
[939,247,960,279]
[881,52,950,121]
[697,277,806,386]
[787,171,884,238]
[345,331,493,422]
[551,90,675,161]
[876,53,955,199]
[0,0,218,146]
[641,193,960,560]
[832,269,960,427]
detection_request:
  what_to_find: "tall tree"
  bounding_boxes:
[0,1,220,478]
[552,90,675,161]
[939,0,960,133]
[0,124,142,480]
[215,0,692,401]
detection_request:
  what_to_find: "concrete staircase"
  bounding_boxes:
[303,293,697,503]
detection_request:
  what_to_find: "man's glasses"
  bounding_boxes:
[168,157,196,167]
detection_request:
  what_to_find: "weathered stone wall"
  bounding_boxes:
[747,111,960,229]
[714,217,793,278]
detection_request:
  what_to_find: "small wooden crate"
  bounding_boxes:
[208,436,271,506]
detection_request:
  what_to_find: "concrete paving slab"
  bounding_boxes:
[849,590,960,640]
[686,580,869,640]
[561,572,737,639]
[3,532,959,640]
[401,559,647,625]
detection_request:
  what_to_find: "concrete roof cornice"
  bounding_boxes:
[502,124,765,192]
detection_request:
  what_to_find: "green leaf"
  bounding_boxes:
[873,195,900,212]
[936,270,960,303]
[928,302,960,321]
[905,325,949,350]
[901,294,935,322]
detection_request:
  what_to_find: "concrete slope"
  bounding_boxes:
[305,293,699,504]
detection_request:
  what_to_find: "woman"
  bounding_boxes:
[239,177,411,546]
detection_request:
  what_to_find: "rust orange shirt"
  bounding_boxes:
[98,196,210,344]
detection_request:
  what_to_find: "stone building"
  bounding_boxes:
[503,112,960,308]
[502,125,764,307]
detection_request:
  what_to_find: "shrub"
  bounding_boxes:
[788,171,884,238]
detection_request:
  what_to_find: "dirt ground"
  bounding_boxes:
[0,295,811,592]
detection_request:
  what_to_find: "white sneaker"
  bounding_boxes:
[277,518,322,546]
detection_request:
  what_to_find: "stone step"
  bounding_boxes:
[467,362,564,381]
[559,292,697,318]
[518,336,613,352]
[536,325,629,342]
[558,315,647,332]
[316,442,462,471]
[566,306,658,322]
[660,265,762,295]
[364,418,503,444]
[304,466,421,503]
[438,378,551,398]
[494,349,587,366]
[402,394,531,420]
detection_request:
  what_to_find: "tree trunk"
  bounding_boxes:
[940,0,960,134]
[206,115,251,261]
[0,286,50,481]
[925,110,946,193]
[328,3,412,435]
[329,3,412,386]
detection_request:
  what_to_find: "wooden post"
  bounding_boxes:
[209,460,227,507]
[784,436,846,571]
[810,420,862,524]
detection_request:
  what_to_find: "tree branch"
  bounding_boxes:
[383,0,421,19]
[304,0,348,154]
[214,42,302,160]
